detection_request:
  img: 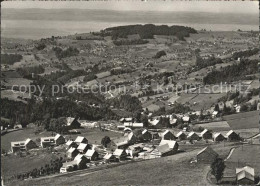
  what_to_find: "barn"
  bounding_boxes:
[236,166,255,185]
[187,132,200,141]
[200,129,212,140]
[196,146,218,164]
[213,133,226,142]
[176,131,187,141]
[161,130,176,140]
[225,130,241,141]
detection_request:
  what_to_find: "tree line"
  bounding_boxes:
[203,59,258,84]
[98,24,197,41]
[1,54,23,65]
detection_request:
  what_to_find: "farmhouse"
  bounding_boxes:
[159,140,179,151]
[40,134,65,148]
[200,129,212,140]
[85,149,99,161]
[103,153,116,163]
[66,140,78,149]
[196,146,218,164]
[187,132,200,141]
[152,140,179,157]
[113,149,127,161]
[176,131,187,140]
[213,133,226,142]
[74,154,89,164]
[11,138,37,153]
[141,129,152,141]
[77,143,91,153]
[161,130,176,140]
[149,118,167,128]
[236,166,255,185]
[74,136,88,145]
[67,147,79,159]
[54,134,66,144]
[225,130,241,141]
[109,136,130,149]
[66,117,81,128]
[60,157,87,173]
[40,137,55,148]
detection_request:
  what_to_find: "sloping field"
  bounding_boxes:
[197,121,231,131]
[12,148,211,186]
[225,145,260,176]
[223,110,259,130]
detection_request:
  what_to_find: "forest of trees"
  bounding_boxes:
[1,96,118,129]
[109,95,142,113]
[17,65,45,78]
[35,42,46,50]
[113,39,149,46]
[195,55,223,70]
[203,59,258,84]
[1,54,23,65]
[99,24,197,41]
[232,48,259,60]
[53,46,79,59]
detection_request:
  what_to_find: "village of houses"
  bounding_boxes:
[6,112,260,185]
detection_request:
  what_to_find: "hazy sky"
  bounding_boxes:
[2,1,258,14]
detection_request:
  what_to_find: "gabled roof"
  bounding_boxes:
[200,129,211,137]
[103,153,113,160]
[161,130,175,138]
[62,160,78,167]
[213,133,224,139]
[54,134,63,140]
[68,147,77,153]
[85,149,97,157]
[142,129,149,135]
[236,170,255,182]
[66,140,74,146]
[225,130,237,137]
[157,144,172,154]
[113,149,125,156]
[197,146,218,157]
[113,137,129,147]
[77,143,88,150]
[127,132,136,140]
[75,136,87,143]
[236,166,255,176]
[25,138,34,145]
[74,154,87,161]
[176,131,186,137]
[187,132,199,138]
[159,140,178,149]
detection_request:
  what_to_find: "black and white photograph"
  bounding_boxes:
[1,0,260,185]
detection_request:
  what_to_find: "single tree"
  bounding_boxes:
[211,158,225,184]
[101,136,111,148]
